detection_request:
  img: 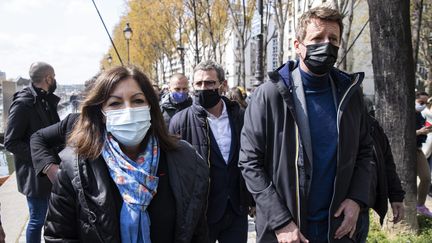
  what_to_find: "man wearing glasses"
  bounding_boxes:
[169,60,252,243]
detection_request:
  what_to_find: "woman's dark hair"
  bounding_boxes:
[68,65,178,160]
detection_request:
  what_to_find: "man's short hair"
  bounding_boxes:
[29,62,54,84]
[194,60,225,82]
[170,73,187,84]
[416,91,429,99]
[295,5,343,43]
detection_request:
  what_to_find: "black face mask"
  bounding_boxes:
[303,42,339,75]
[194,89,221,109]
[48,79,57,93]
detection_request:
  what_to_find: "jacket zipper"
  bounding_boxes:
[204,118,211,211]
[327,74,361,242]
[288,85,302,229]
[294,123,301,227]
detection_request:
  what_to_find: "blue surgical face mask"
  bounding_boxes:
[103,106,151,147]
[416,103,426,112]
[170,91,188,104]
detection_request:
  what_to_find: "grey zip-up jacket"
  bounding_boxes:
[239,61,373,242]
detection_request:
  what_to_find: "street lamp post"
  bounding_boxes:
[177,46,185,74]
[123,23,133,65]
[254,0,264,85]
[107,53,112,66]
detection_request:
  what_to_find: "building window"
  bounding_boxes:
[288,20,292,33]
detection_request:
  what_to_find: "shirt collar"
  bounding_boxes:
[206,99,228,120]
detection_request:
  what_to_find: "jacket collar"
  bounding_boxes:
[268,60,365,104]
[29,84,61,106]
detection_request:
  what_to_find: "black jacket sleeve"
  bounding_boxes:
[239,92,293,230]
[4,101,31,159]
[30,113,79,176]
[44,163,80,243]
[377,123,405,202]
[347,96,373,207]
[190,149,210,243]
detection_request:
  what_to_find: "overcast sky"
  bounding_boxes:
[0,0,126,85]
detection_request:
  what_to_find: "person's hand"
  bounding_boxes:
[390,202,404,224]
[334,199,360,239]
[46,164,59,183]
[417,126,432,135]
[274,221,309,243]
[0,224,5,243]
[248,206,256,217]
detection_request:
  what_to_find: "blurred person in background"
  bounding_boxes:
[5,61,60,243]
[421,97,432,196]
[415,91,432,217]
[227,87,247,109]
[160,73,192,126]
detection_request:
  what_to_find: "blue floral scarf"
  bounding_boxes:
[102,134,160,243]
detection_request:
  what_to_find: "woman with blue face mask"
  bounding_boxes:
[43,66,209,243]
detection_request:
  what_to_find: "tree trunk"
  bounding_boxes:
[337,0,354,71]
[427,66,432,95]
[154,62,159,85]
[277,28,285,66]
[240,40,246,89]
[412,0,423,68]
[367,0,418,233]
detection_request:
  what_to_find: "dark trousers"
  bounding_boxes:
[356,210,370,243]
[208,204,248,243]
[305,220,329,243]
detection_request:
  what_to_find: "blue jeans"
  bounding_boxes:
[26,197,48,243]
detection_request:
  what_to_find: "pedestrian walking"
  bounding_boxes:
[415,92,432,217]
[239,6,373,243]
[43,66,209,243]
[169,60,253,243]
[160,73,192,126]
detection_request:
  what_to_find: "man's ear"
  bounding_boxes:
[294,39,302,56]
[219,80,228,94]
[222,80,228,87]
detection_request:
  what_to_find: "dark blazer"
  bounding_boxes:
[5,85,60,198]
[169,97,252,223]
[31,113,79,176]
[44,140,209,243]
[239,61,373,242]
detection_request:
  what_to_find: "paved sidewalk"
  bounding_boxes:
[0,173,28,243]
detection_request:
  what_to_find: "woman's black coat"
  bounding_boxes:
[44,140,209,243]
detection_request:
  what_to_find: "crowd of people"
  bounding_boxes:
[0,4,427,243]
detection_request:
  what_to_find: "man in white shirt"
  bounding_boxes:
[169,60,252,243]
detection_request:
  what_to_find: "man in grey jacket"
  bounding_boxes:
[239,6,372,243]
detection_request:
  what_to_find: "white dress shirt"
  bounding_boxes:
[206,100,232,163]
